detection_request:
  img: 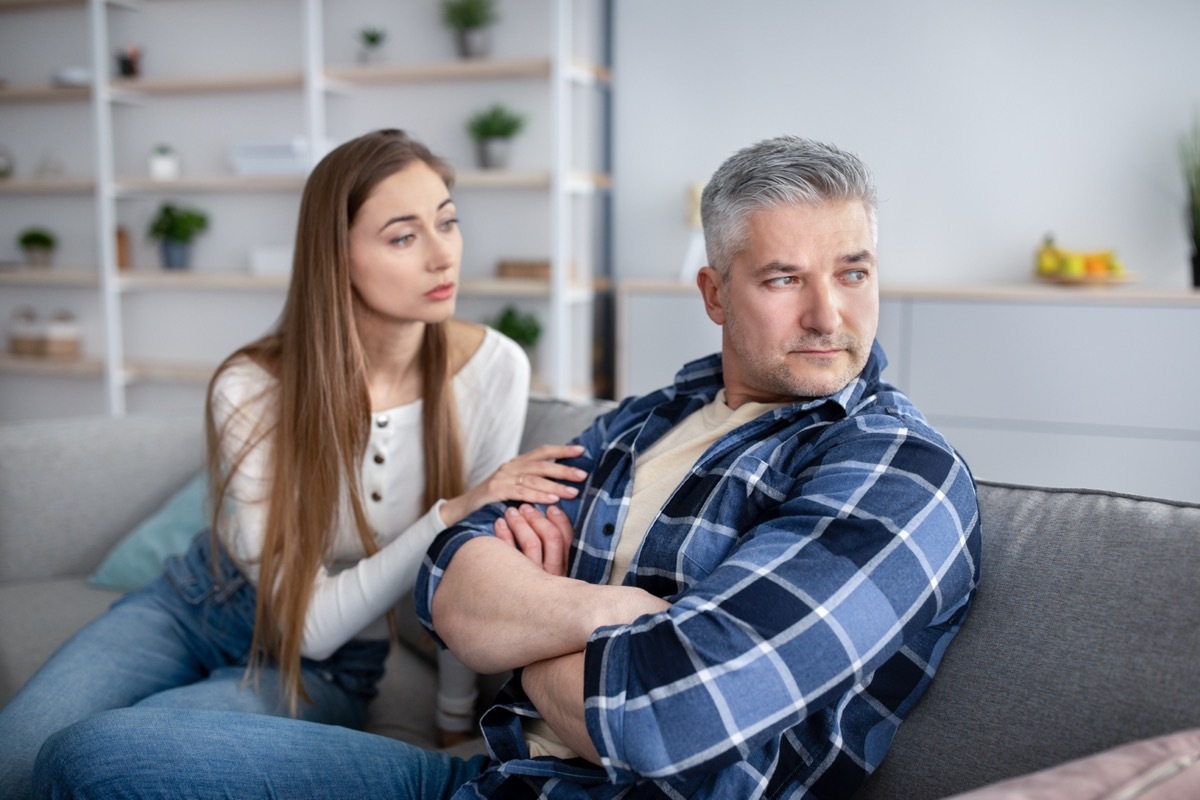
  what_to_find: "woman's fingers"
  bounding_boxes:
[488,444,588,505]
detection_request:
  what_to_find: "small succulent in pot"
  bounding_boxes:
[17,226,56,268]
[467,104,526,169]
[148,202,208,270]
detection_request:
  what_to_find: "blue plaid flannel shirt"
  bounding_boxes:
[417,343,981,799]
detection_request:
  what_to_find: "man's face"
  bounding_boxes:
[698,200,879,406]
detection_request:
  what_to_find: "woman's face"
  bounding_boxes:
[348,160,462,324]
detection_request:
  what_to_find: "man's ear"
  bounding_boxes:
[697,266,727,325]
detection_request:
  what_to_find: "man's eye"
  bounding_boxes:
[767,276,794,287]
[843,269,868,283]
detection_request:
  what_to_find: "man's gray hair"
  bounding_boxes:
[700,136,878,277]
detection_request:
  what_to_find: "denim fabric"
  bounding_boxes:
[0,532,388,800]
[33,707,489,800]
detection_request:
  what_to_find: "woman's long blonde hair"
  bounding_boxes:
[203,129,466,712]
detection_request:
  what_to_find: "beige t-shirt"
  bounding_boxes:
[525,390,786,759]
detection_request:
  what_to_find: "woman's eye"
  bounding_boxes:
[439,217,459,231]
[391,234,415,246]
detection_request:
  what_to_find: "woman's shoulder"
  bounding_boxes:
[211,353,276,408]
[448,319,529,377]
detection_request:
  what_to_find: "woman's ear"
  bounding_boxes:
[696,266,727,325]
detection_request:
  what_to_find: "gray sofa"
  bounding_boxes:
[2,399,1199,798]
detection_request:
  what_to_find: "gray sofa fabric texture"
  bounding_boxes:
[1,402,1198,799]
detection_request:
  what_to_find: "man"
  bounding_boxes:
[34,136,980,799]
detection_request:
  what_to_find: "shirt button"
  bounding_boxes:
[371,491,382,502]
[373,454,385,464]
[602,523,615,536]
[376,415,389,428]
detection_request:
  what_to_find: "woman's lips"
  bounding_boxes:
[425,282,456,301]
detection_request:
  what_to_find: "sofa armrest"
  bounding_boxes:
[0,413,203,583]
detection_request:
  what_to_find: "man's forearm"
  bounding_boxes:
[521,652,600,763]
[430,536,667,673]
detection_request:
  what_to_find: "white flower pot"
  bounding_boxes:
[149,153,180,181]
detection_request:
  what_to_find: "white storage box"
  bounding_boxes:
[229,138,310,176]
[249,245,293,276]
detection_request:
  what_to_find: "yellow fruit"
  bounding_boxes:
[1061,254,1086,277]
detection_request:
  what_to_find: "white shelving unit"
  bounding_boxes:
[0,0,611,422]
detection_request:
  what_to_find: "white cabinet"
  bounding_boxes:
[619,281,1200,503]
[0,0,610,423]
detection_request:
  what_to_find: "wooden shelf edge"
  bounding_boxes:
[0,0,84,10]
[0,353,104,377]
[0,268,99,286]
[119,271,289,291]
[326,57,551,85]
[123,360,215,385]
[0,84,90,103]
[0,178,94,194]
[109,71,304,96]
[455,169,550,189]
[115,175,306,194]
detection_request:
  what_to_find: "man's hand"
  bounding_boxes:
[431,504,670,675]
[494,504,574,576]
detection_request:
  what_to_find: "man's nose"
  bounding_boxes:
[800,281,841,335]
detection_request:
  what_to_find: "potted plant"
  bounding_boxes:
[1181,117,1200,287]
[17,227,56,268]
[492,305,540,350]
[148,143,180,181]
[467,103,525,169]
[442,0,498,59]
[357,26,386,64]
[148,202,208,270]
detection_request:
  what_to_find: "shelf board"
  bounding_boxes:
[0,268,98,286]
[326,57,551,85]
[123,360,215,385]
[109,71,305,97]
[568,59,612,86]
[0,177,94,194]
[456,169,551,189]
[0,84,90,103]
[119,271,288,291]
[461,278,594,303]
[114,175,306,194]
[0,0,84,10]
[0,353,104,377]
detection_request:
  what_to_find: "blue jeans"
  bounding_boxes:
[0,532,389,800]
[33,707,489,799]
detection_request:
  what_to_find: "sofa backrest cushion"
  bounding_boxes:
[856,481,1200,799]
[519,396,617,454]
[0,413,203,582]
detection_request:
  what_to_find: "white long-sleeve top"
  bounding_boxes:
[210,327,530,661]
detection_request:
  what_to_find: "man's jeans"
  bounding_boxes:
[0,532,388,800]
[33,706,490,799]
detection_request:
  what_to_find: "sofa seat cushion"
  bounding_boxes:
[0,578,122,706]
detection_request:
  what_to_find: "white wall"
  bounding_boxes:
[611,1,1200,289]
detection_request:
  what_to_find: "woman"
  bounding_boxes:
[0,129,583,799]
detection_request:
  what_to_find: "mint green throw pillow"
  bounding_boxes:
[89,472,208,591]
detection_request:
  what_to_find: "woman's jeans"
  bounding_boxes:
[33,707,490,799]
[0,532,389,800]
